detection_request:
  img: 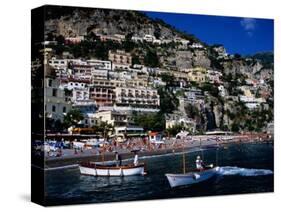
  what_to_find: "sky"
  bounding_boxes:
[145,11,274,56]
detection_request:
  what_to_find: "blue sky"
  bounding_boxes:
[145,11,274,55]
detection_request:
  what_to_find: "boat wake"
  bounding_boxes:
[218,166,273,177]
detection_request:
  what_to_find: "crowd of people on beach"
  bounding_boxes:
[32,132,273,159]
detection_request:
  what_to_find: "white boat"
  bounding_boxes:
[166,166,220,188]
[165,141,220,188]
[79,162,145,176]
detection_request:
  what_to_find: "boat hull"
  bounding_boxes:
[166,167,219,188]
[79,163,145,176]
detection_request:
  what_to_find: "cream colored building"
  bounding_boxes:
[115,87,160,109]
[91,110,128,127]
[181,67,208,83]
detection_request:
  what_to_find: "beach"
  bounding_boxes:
[37,133,273,169]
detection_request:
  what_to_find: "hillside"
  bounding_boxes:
[34,5,274,134]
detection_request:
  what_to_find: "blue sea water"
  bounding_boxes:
[45,143,273,205]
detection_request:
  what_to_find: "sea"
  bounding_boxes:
[44,142,274,205]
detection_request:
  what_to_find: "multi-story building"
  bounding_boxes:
[91,69,108,80]
[108,50,132,66]
[91,110,128,127]
[87,59,112,70]
[45,78,72,121]
[48,57,68,69]
[71,64,93,81]
[115,87,160,110]
[185,87,204,102]
[185,67,207,83]
[59,79,90,103]
[72,88,90,103]
[89,81,115,107]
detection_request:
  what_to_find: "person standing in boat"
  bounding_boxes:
[115,151,119,166]
[134,152,139,166]
[196,155,205,171]
[115,152,122,167]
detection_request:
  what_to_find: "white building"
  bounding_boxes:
[218,85,226,97]
[60,80,90,103]
[153,39,162,45]
[115,126,144,137]
[143,34,156,42]
[190,43,204,49]
[48,57,68,69]
[61,81,88,90]
[45,78,72,121]
[72,88,90,103]
[71,64,93,81]
[87,59,112,71]
[185,87,204,102]
[115,87,160,109]
[91,69,108,80]
[131,36,143,42]
[112,63,131,71]
[239,95,266,109]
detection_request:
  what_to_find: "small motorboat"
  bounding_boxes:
[166,166,220,188]
[79,162,145,176]
[165,143,220,188]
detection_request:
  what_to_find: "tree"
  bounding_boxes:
[166,124,186,136]
[132,54,141,65]
[63,109,84,128]
[95,121,114,139]
[185,104,199,119]
[201,83,219,97]
[231,122,240,132]
[158,87,179,113]
[159,73,175,87]
[133,112,165,132]
[144,49,159,67]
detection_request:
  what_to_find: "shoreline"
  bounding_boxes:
[39,136,273,169]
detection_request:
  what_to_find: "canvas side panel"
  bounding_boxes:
[31,5,46,206]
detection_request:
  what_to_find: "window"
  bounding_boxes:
[52,105,56,112]
[63,106,66,113]
[48,79,52,87]
[52,88,57,97]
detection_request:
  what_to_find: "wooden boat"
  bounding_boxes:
[166,166,219,188]
[79,162,145,176]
